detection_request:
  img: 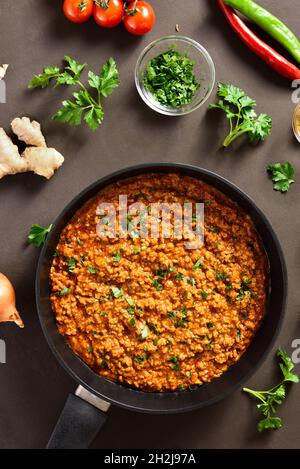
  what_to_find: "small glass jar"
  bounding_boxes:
[292,102,300,142]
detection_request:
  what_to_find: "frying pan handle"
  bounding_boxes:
[46,392,109,449]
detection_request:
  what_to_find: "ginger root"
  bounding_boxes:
[11,117,47,147]
[0,64,8,80]
[0,117,64,180]
[22,147,64,179]
[0,128,27,178]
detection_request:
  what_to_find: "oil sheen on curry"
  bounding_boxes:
[50,174,268,392]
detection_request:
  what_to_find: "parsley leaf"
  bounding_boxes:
[67,258,77,273]
[112,251,121,262]
[91,57,120,97]
[192,257,205,271]
[257,417,283,432]
[243,349,299,432]
[139,324,149,340]
[209,82,272,147]
[28,66,60,89]
[28,223,52,248]
[59,287,71,297]
[53,89,104,130]
[110,286,123,298]
[87,266,98,274]
[64,55,86,80]
[134,354,147,364]
[28,56,119,130]
[278,348,299,383]
[267,162,295,193]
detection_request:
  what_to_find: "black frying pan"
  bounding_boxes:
[36,163,287,449]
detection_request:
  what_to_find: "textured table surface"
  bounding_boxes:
[0,0,299,449]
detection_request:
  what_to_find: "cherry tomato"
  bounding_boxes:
[93,0,124,29]
[123,1,155,36]
[63,0,94,24]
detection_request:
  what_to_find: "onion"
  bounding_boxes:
[0,272,24,328]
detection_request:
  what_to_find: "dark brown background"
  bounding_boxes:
[0,0,299,449]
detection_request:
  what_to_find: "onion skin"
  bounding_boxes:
[0,273,24,328]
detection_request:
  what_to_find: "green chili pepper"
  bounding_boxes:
[224,0,300,64]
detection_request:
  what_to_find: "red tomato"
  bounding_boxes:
[124,1,155,36]
[63,0,94,23]
[93,0,124,29]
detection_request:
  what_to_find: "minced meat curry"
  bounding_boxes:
[50,173,268,392]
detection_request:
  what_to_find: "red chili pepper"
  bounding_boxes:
[218,0,300,80]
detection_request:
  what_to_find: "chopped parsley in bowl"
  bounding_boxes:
[143,48,200,108]
[135,35,215,116]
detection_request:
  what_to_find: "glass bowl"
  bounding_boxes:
[135,35,216,116]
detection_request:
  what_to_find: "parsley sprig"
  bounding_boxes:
[267,162,295,193]
[28,224,52,248]
[209,83,272,147]
[243,349,299,432]
[28,56,120,131]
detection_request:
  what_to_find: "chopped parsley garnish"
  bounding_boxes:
[88,266,98,274]
[129,317,136,326]
[152,278,163,291]
[236,278,253,300]
[110,286,123,298]
[143,48,200,108]
[169,356,179,364]
[112,251,121,262]
[167,309,189,328]
[192,257,206,271]
[216,270,226,281]
[59,287,71,296]
[139,324,149,340]
[267,162,295,193]
[100,359,108,369]
[148,323,159,335]
[67,258,77,273]
[186,276,196,287]
[125,296,135,306]
[154,265,177,279]
[209,225,219,233]
[178,384,186,391]
[175,272,185,280]
[201,290,208,300]
[134,354,147,364]
[76,237,83,245]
